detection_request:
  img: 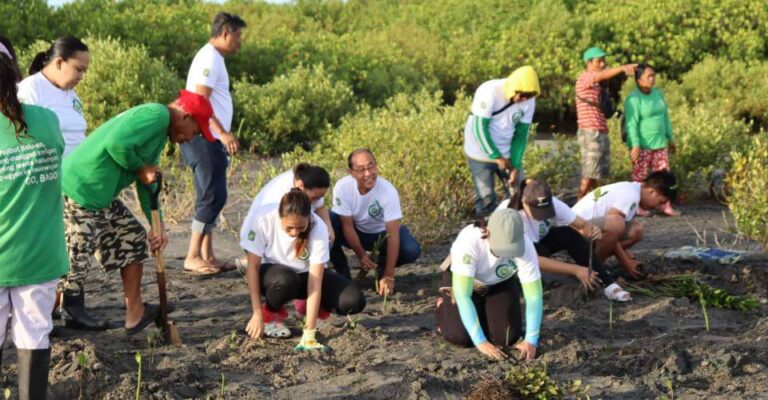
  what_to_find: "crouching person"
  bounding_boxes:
[571,170,678,278]
[329,148,421,295]
[0,50,66,400]
[62,90,213,334]
[436,209,543,361]
[241,189,366,350]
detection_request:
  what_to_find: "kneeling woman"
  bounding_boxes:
[240,189,366,350]
[436,209,543,360]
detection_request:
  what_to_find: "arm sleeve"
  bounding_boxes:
[509,122,530,169]
[624,96,641,148]
[189,53,220,89]
[453,273,487,346]
[471,116,501,160]
[383,184,403,222]
[661,92,674,142]
[521,279,544,346]
[16,81,39,105]
[331,182,353,216]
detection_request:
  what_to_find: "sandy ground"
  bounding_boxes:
[1,201,767,400]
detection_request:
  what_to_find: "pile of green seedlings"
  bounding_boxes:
[627,273,760,331]
[466,364,589,400]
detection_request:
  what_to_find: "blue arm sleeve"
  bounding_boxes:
[521,279,543,346]
[453,273,487,346]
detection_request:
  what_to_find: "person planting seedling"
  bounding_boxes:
[435,209,543,361]
[240,189,366,348]
[571,170,678,278]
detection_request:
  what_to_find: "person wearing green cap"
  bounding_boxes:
[463,66,541,217]
[576,47,637,199]
[435,208,544,361]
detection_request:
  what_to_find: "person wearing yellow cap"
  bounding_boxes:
[463,66,540,217]
[576,47,637,199]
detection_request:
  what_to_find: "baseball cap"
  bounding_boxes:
[522,180,555,221]
[487,209,526,258]
[583,47,607,62]
[175,90,215,142]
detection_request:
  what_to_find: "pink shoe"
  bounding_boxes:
[636,207,651,217]
[293,299,330,320]
[659,201,681,217]
[263,303,288,323]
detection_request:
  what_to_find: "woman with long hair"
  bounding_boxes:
[1,48,69,400]
[240,189,365,349]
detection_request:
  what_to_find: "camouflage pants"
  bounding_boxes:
[62,196,149,295]
[577,128,611,180]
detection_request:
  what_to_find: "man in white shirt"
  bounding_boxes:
[571,170,678,278]
[180,12,246,276]
[330,149,421,295]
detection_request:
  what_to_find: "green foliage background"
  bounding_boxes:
[2,0,766,243]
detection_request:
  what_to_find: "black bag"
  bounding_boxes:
[578,88,616,119]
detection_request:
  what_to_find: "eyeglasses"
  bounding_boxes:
[351,164,377,174]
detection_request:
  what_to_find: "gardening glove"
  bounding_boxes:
[295,329,327,351]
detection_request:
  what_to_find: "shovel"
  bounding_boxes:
[148,172,182,346]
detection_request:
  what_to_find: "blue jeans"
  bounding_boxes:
[179,135,229,234]
[329,211,421,279]
[468,158,509,217]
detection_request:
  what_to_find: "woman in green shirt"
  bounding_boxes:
[624,63,679,216]
[1,49,69,400]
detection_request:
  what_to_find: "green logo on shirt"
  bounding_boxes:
[480,101,487,110]
[495,259,518,279]
[511,109,523,124]
[297,247,309,261]
[247,230,255,241]
[630,202,637,212]
[203,68,211,77]
[462,254,473,264]
[73,98,83,115]
[335,197,341,206]
[368,200,383,218]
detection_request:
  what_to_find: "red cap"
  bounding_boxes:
[175,90,215,142]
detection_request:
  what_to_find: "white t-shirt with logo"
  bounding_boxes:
[239,204,330,273]
[450,224,541,286]
[463,78,536,162]
[186,43,232,139]
[331,175,402,234]
[498,197,577,243]
[17,72,87,157]
[571,182,641,222]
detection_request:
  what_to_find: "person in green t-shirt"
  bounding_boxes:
[624,63,679,216]
[1,50,68,400]
[61,90,215,336]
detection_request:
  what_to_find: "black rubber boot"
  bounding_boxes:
[17,348,50,400]
[61,289,110,330]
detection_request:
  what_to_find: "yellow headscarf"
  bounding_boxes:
[503,66,540,100]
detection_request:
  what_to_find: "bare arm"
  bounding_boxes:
[339,215,377,270]
[194,84,239,154]
[304,263,324,331]
[594,64,636,83]
[538,256,600,290]
[314,206,335,243]
[569,216,602,240]
[378,219,401,295]
[245,252,264,339]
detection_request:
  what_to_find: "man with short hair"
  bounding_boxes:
[571,170,678,278]
[463,66,540,217]
[329,149,421,295]
[576,47,637,199]
[181,12,247,276]
[62,90,214,334]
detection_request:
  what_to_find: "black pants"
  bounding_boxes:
[535,226,614,285]
[260,264,366,315]
[435,270,522,347]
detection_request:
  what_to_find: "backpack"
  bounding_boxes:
[577,87,616,119]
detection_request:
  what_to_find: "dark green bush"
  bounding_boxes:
[233,64,356,154]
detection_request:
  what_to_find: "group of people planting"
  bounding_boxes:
[0,9,680,398]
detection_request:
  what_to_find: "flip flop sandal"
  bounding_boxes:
[183,265,222,279]
[125,303,161,335]
[265,322,291,338]
[604,283,631,302]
